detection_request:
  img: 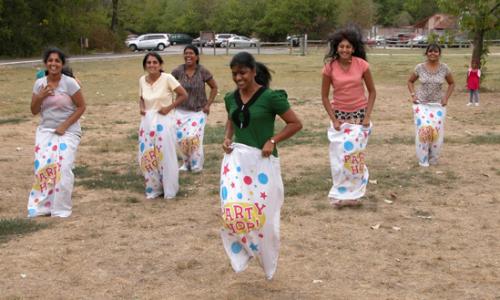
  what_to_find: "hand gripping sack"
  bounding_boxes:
[219,143,284,280]
[327,123,371,201]
[412,103,446,166]
[138,110,179,198]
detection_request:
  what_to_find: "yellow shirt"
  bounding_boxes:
[139,73,180,111]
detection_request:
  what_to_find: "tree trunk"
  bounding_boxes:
[111,0,119,32]
[471,29,484,67]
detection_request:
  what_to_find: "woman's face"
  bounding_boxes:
[45,53,63,76]
[231,65,256,91]
[145,55,162,75]
[183,49,198,66]
[337,39,354,60]
[426,48,441,62]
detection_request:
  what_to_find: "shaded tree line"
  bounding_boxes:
[1,0,476,57]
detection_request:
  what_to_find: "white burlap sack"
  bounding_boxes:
[220,143,284,280]
[174,108,207,172]
[412,103,446,167]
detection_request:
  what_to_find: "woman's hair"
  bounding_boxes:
[43,47,67,65]
[324,26,367,62]
[142,52,164,71]
[424,43,441,55]
[184,44,200,64]
[230,51,272,88]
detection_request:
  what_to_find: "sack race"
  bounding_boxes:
[413,103,446,167]
[138,110,179,199]
[28,128,80,218]
[327,123,371,202]
[174,108,207,172]
[219,143,284,280]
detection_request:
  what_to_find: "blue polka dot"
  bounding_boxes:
[231,242,242,254]
[343,141,354,152]
[176,131,183,139]
[156,124,163,132]
[146,187,153,193]
[140,143,145,153]
[48,142,52,146]
[362,178,368,184]
[437,110,443,117]
[221,186,228,200]
[237,193,243,199]
[200,118,205,124]
[426,120,430,124]
[191,159,197,165]
[28,208,37,217]
[416,118,422,126]
[34,160,40,170]
[59,143,67,151]
[47,159,51,164]
[258,173,269,185]
[338,186,347,193]
[236,166,241,172]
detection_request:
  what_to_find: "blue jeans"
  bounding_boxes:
[469,90,479,103]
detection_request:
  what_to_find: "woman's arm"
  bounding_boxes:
[362,68,376,127]
[159,85,188,115]
[222,118,234,154]
[261,108,302,157]
[139,96,145,115]
[407,73,418,103]
[203,78,218,114]
[442,73,455,107]
[55,90,86,135]
[321,74,339,129]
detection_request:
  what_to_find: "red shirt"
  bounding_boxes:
[322,57,369,112]
[467,68,480,90]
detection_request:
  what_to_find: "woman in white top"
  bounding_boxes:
[138,52,188,199]
[28,47,86,217]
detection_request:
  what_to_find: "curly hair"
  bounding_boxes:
[324,26,367,62]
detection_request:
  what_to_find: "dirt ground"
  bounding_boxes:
[0,51,499,299]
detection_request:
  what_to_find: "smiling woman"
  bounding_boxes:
[27,47,86,218]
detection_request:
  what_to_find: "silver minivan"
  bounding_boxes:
[126,34,170,51]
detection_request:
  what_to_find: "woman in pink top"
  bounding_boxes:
[321,27,376,208]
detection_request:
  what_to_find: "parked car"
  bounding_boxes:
[125,33,170,51]
[168,33,193,45]
[386,33,414,46]
[367,35,386,46]
[410,35,428,47]
[207,33,236,47]
[191,37,205,47]
[286,35,300,47]
[223,35,259,48]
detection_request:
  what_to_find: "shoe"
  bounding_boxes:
[474,103,479,106]
[466,103,473,106]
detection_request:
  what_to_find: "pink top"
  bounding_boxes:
[467,68,480,90]
[322,56,369,112]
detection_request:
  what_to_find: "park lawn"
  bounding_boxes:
[0,48,499,299]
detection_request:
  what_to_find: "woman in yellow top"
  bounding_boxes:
[138,52,187,199]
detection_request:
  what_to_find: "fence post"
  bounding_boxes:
[257,41,260,55]
[225,40,229,55]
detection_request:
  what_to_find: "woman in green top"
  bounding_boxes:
[220,52,302,280]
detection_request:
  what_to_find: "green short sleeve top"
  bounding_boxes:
[224,88,291,156]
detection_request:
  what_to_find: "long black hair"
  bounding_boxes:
[184,44,200,64]
[142,52,164,72]
[324,26,367,62]
[230,51,271,88]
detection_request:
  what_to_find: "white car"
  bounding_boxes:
[125,34,170,51]
[224,36,259,48]
[206,33,236,47]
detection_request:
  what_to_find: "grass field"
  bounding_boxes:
[0,47,499,299]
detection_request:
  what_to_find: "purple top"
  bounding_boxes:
[171,64,213,111]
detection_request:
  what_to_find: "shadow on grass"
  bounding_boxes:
[284,167,332,197]
[0,218,48,244]
[0,117,28,125]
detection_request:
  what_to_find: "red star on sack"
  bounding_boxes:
[158,137,162,142]
[415,107,420,113]
[34,145,40,153]
[260,192,267,200]
[231,182,235,188]
[344,128,352,134]
[139,128,144,136]
[223,164,230,175]
[177,119,181,125]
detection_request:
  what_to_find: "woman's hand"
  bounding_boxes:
[38,85,54,100]
[411,94,418,104]
[441,98,448,107]
[332,118,341,131]
[140,109,146,116]
[222,138,233,154]
[261,140,274,157]
[202,104,211,114]
[362,117,371,128]
[158,105,173,115]
[55,125,67,135]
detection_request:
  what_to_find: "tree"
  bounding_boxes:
[111,0,118,32]
[438,0,499,67]
[337,0,376,29]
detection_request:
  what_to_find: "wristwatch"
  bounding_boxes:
[270,139,276,145]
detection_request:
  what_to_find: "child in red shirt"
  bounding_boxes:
[467,60,481,106]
